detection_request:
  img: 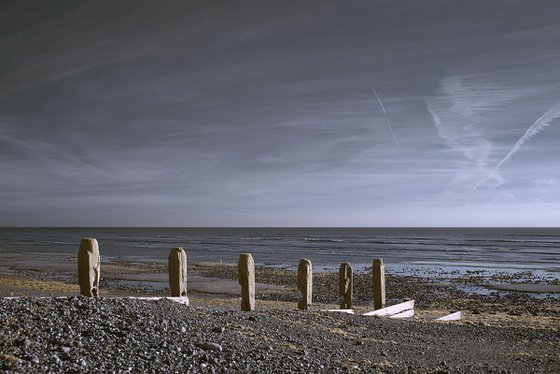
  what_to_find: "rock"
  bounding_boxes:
[60,346,71,354]
[195,342,223,352]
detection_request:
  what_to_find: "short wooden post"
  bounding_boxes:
[168,247,188,297]
[297,258,313,310]
[372,258,386,310]
[339,262,353,309]
[78,238,100,297]
[238,253,255,311]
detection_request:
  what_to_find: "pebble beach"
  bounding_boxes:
[1,254,559,373]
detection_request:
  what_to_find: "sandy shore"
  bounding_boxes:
[1,253,559,372]
[1,253,559,326]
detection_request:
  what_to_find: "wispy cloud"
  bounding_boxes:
[427,75,530,192]
[471,102,560,192]
[534,177,559,187]
[357,62,399,147]
[426,75,497,189]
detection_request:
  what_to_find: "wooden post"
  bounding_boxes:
[372,258,386,310]
[168,247,188,297]
[78,238,100,297]
[297,258,312,310]
[238,253,255,311]
[339,262,353,309]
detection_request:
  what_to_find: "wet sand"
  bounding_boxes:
[1,253,559,328]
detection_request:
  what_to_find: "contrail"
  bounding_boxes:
[470,101,560,193]
[358,63,400,147]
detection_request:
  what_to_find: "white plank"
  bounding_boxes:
[362,300,415,317]
[129,296,190,305]
[436,311,461,321]
[3,296,65,300]
[3,296,190,306]
[320,309,355,314]
[389,309,414,318]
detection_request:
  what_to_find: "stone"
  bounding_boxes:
[78,238,100,297]
[339,262,353,309]
[195,342,223,352]
[297,258,312,310]
[168,247,188,297]
[238,253,255,311]
[372,258,386,310]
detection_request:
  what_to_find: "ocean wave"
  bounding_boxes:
[303,238,344,243]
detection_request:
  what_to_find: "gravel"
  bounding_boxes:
[1,296,559,373]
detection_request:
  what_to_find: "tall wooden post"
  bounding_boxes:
[78,238,100,297]
[372,258,386,310]
[238,253,255,311]
[168,247,188,297]
[339,262,353,309]
[297,258,313,310]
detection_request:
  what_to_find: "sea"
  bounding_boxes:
[0,227,559,279]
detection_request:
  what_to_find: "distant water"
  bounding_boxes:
[1,227,559,277]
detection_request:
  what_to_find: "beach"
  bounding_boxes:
[1,252,559,373]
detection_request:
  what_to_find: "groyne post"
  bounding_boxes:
[78,238,100,297]
[339,262,353,309]
[238,253,255,311]
[168,247,188,297]
[372,258,386,310]
[297,258,313,310]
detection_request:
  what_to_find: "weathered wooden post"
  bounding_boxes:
[297,258,313,310]
[339,262,353,309]
[238,253,255,311]
[168,247,188,297]
[78,238,100,297]
[372,258,386,310]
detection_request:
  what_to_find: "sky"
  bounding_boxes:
[1,0,560,227]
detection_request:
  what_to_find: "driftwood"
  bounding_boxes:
[437,311,462,321]
[362,300,415,318]
[129,296,190,305]
[320,309,354,314]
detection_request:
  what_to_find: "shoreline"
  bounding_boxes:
[1,254,559,372]
[1,252,558,296]
[1,254,559,327]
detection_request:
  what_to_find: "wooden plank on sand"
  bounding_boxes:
[128,296,190,305]
[320,309,355,314]
[362,300,414,317]
[4,296,191,306]
[436,311,461,321]
[389,309,414,318]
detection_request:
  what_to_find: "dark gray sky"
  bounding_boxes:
[1,0,560,226]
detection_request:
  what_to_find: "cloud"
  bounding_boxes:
[426,75,497,189]
[427,74,531,193]
[534,177,559,187]
[472,102,560,191]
